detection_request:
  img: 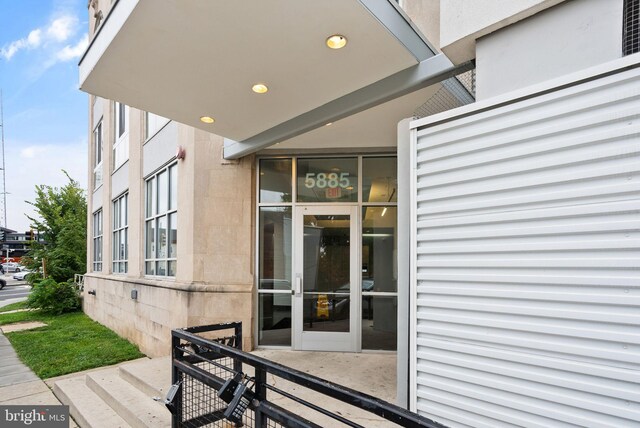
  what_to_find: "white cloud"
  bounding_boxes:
[0,29,43,60]
[56,33,88,62]
[0,14,79,61]
[4,140,88,232]
[26,29,43,48]
[46,16,77,42]
[20,146,48,159]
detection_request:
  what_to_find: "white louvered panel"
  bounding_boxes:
[417,116,640,168]
[417,183,639,217]
[417,200,640,228]
[411,64,640,427]
[416,155,638,199]
[417,283,639,306]
[415,75,639,148]
[416,303,639,337]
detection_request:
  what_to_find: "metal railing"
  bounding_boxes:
[73,274,84,293]
[169,322,446,428]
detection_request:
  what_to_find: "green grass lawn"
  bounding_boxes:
[0,300,29,312]
[0,310,144,378]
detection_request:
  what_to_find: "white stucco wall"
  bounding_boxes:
[142,121,178,178]
[475,0,623,100]
[440,0,563,63]
[111,161,129,197]
[403,0,441,51]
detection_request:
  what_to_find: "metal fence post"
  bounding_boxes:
[254,367,267,428]
[171,333,182,428]
[234,322,243,374]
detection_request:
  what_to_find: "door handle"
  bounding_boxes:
[294,276,302,295]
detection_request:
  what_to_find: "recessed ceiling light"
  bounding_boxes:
[325,122,333,126]
[200,116,215,124]
[252,84,269,94]
[326,35,347,49]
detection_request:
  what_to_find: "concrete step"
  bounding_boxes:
[54,376,130,428]
[86,369,171,428]
[118,356,171,399]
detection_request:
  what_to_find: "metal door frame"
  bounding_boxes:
[292,204,360,352]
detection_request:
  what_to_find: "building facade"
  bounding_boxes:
[81,0,639,426]
[82,0,469,357]
[0,228,39,262]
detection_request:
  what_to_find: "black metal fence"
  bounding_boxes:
[169,322,446,428]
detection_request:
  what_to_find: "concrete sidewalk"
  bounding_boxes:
[0,333,78,427]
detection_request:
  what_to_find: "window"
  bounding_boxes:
[92,210,103,271]
[296,158,358,203]
[145,112,170,140]
[113,102,129,170]
[117,102,126,137]
[112,193,128,273]
[145,163,177,277]
[93,120,103,188]
[258,207,293,346]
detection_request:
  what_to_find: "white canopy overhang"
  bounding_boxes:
[79,0,473,158]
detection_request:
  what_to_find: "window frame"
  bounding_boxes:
[92,209,103,272]
[93,120,103,189]
[255,155,398,349]
[144,162,178,277]
[144,111,171,142]
[113,102,129,170]
[112,193,128,274]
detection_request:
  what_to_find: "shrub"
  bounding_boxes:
[27,278,81,314]
[25,173,87,283]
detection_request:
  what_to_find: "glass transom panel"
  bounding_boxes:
[296,158,358,203]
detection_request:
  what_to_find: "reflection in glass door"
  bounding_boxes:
[293,206,358,351]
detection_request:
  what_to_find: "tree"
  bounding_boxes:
[24,171,87,283]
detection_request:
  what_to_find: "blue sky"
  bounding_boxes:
[0,0,88,232]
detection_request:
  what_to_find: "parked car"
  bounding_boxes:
[1,262,23,273]
[13,270,32,281]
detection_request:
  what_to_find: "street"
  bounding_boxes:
[0,276,31,305]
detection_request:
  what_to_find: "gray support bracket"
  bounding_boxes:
[224,54,474,159]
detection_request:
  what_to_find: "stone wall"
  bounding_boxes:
[83,274,253,357]
[84,115,256,357]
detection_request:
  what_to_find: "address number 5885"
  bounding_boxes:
[304,172,350,189]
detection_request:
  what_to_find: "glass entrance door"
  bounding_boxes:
[293,205,358,351]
